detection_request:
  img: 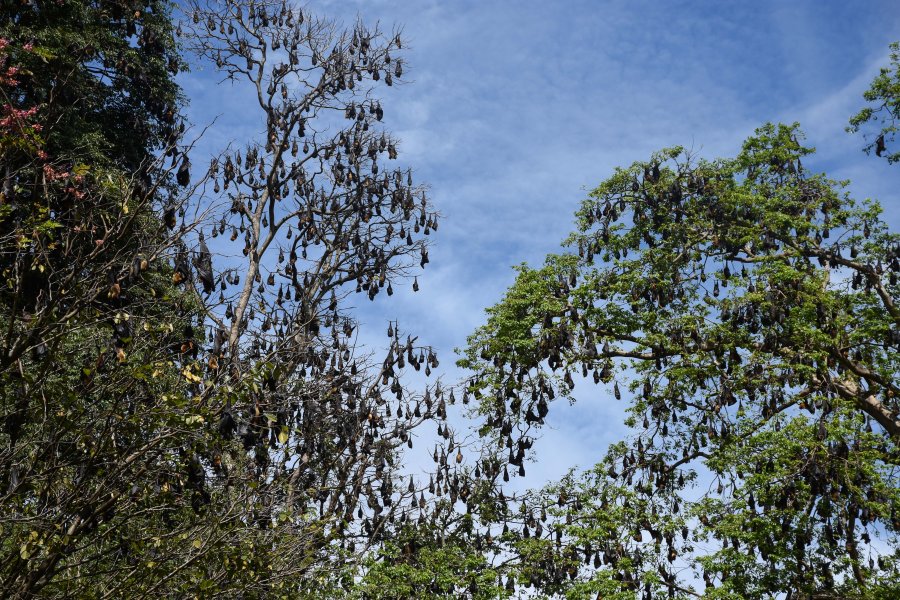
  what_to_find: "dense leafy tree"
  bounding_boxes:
[461,118,900,598]
[0,0,185,367]
[0,1,223,596]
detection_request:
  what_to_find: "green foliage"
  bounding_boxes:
[849,42,900,163]
[462,121,900,598]
[4,5,899,600]
[354,527,506,599]
[0,2,216,597]
[4,0,183,169]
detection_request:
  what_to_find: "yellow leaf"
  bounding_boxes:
[277,428,289,444]
[193,539,202,549]
[182,366,202,383]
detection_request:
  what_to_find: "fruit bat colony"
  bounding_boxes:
[172,0,475,588]
[461,125,900,597]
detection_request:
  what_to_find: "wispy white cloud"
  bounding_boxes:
[182,0,900,488]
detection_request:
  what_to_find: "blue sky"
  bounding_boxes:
[181,0,900,484]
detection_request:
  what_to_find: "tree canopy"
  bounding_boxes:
[849,41,900,164]
[459,68,900,600]
[2,2,900,599]
[0,1,210,595]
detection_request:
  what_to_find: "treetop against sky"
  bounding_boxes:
[177,0,900,482]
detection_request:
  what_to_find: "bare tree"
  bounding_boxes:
[172,0,452,593]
